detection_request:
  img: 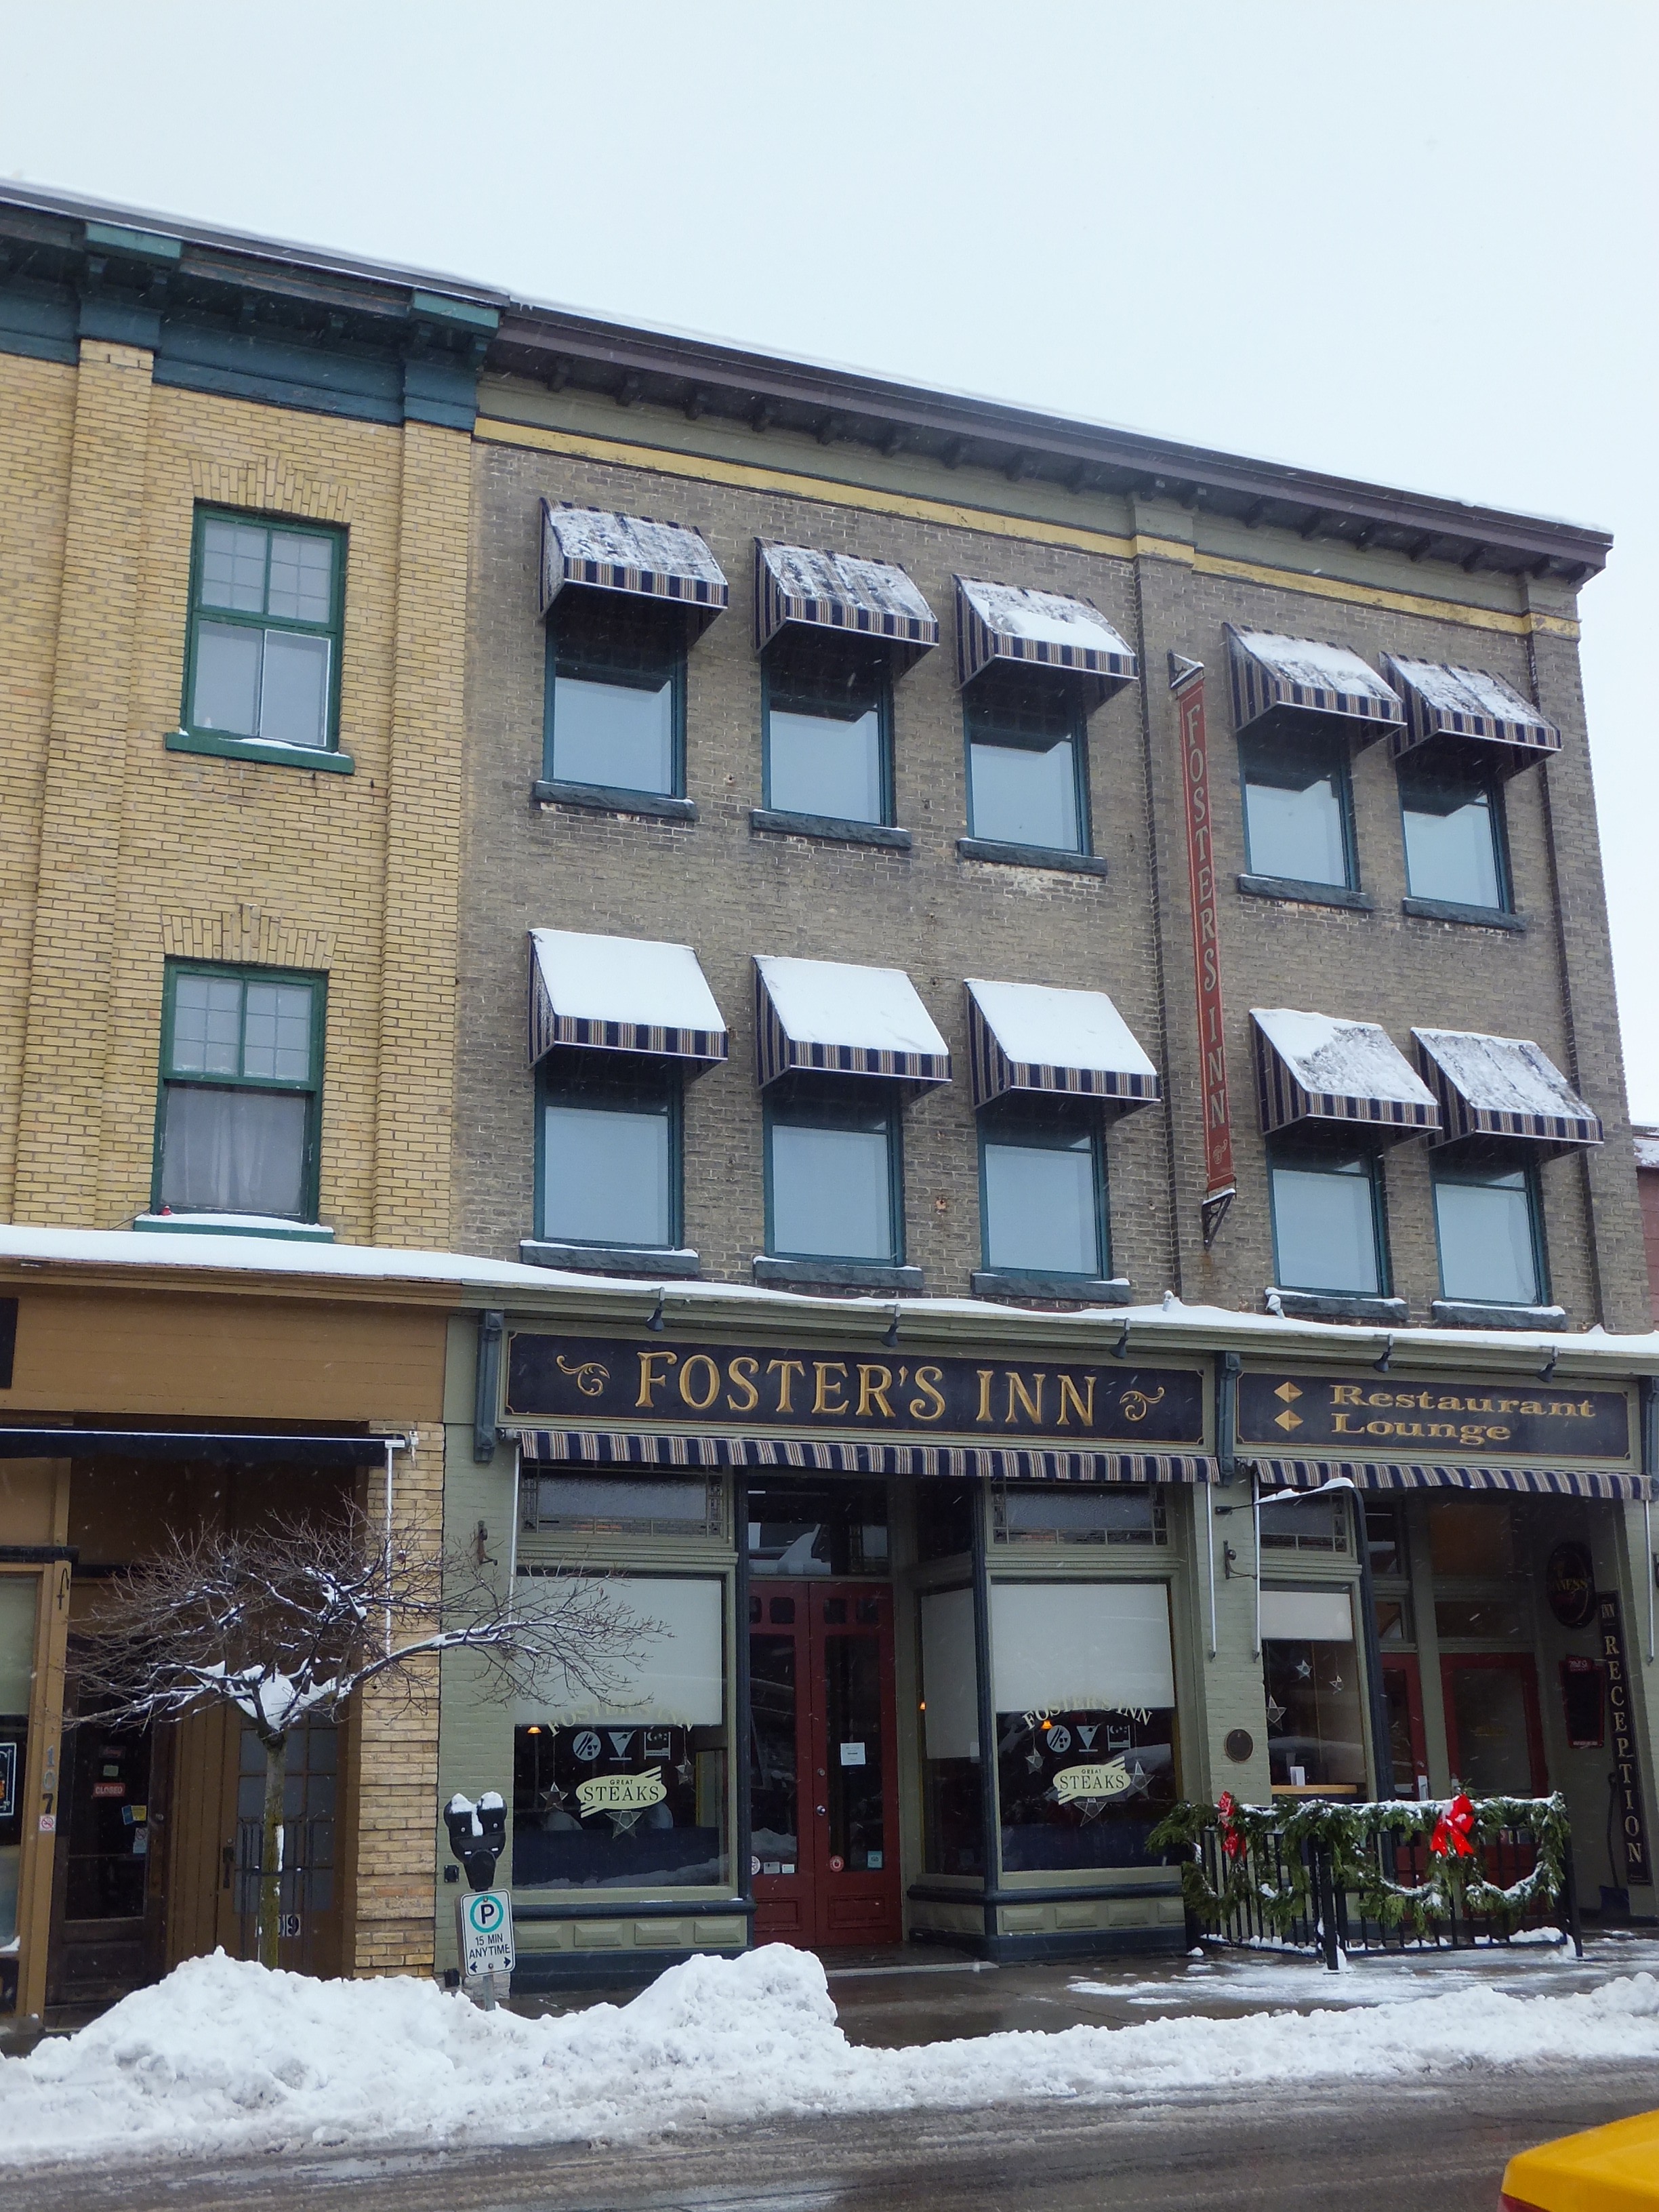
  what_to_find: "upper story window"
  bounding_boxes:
[1431,1155,1543,1307]
[1398,754,1509,911]
[155,964,324,1221]
[185,512,344,752]
[762,639,892,826]
[1267,1143,1387,1296]
[964,671,1090,854]
[539,1051,680,1253]
[544,594,684,800]
[765,1080,903,1266]
[979,1104,1107,1281]
[1239,723,1356,890]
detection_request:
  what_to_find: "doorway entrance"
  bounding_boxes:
[45,1707,166,2009]
[1379,1654,1429,1799]
[749,1581,901,1948]
[1441,1654,1547,1797]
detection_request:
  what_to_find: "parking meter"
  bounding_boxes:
[444,1790,506,1893]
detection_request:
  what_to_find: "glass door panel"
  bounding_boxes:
[1441,1655,1546,1797]
[1380,1656,1428,1799]
[750,1620,804,1942]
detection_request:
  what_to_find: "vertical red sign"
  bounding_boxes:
[1174,664,1235,1247]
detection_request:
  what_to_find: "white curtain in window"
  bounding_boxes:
[1260,1587,1355,1643]
[513,1575,724,1727]
[991,1581,1174,1712]
[920,1586,980,1760]
[159,1086,307,1216]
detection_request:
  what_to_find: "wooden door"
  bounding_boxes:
[750,1582,900,1949]
[46,1706,167,2008]
[1441,1654,1547,1797]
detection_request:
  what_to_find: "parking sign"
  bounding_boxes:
[457,1887,515,1978]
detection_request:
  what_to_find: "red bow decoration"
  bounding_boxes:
[1216,1789,1246,1861]
[1430,1792,1476,1859]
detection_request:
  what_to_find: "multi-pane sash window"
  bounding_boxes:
[539,1058,680,1251]
[965,673,1090,854]
[1268,1147,1387,1295]
[1239,725,1356,888]
[1432,1158,1543,1305]
[766,1085,901,1264]
[1398,755,1508,910]
[186,513,342,752]
[156,967,324,1221]
[544,596,684,798]
[762,643,892,825]
[979,1109,1107,1279]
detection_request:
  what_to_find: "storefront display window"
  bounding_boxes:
[513,1576,726,1889]
[1258,1496,1349,1554]
[990,1581,1176,1872]
[992,1485,1164,1547]
[919,1585,984,1875]
[747,1481,888,1576]
[916,1483,976,1563]
[521,1474,722,1540]
[1261,1586,1366,1795]
[0,1577,36,1985]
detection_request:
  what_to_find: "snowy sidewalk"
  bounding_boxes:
[5,1941,1659,2170]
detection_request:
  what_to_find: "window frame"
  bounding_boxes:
[534,1052,684,1254]
[975,1102,1109,1282]
[1429,1151,1547,1309]
[1236,720,1359,893]
[1395,750,1513,914]
[762,1080,905,1266]
[180,508,346,757]
[151,960,327,1222]
[1266,1141,1391,1298]
[760,642,895,827]
[541,596,688,802]
[962,673,1093,857]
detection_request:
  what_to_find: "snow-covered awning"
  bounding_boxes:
[1228,626,1404,743]
[1413,1027,1602,1153]
[529,930,728,1066]
[517,1430,1214,1483]
[756,541,938,670]
[965,978,1159,1110]
[540,501,729,636]
[1252,1008,1440,1141]
[754,955,949,1086]
[954,577,1138,705]
[1256,1458,1650,1502]
[1385,655,1561,774]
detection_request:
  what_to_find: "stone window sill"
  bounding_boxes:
[752,1256,924,1292]
[1431,1299,1565,1330]
[520,1240,699,1277]
[1237,874,1373,912]
[532,778,697,822]
[1267,1288,1408,1324]
[1402,897,1525,933]
[167,728,354,775]
[958,837,1107,877]
[750,809,912,850]
[134,1212,335,1242]
[972,1271,1131,1304]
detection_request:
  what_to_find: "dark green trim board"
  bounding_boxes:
[166,729,356,775]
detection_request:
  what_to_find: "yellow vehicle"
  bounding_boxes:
[1502,2110,1659,2210]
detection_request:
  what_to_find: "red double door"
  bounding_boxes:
[748,1581,901,1949]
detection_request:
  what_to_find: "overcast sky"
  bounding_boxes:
[4,2,1656,1119]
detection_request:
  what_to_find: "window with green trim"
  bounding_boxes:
[544,596,685,797]
[1431,1154,1544,1306]
[538,1053,682,1250]
[764,1081,903,1264]
[1398,753,1509,910]
[1267,1142,1388,1295]
[184,512,344,752]
[762,638,892,825]
[1240,724,1356,889]
[964,670,1090,853]
[154,965,325,1221]
[977,1103,1108,1278]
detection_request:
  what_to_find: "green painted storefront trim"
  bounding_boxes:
[132,1214,335,1242]
[165,729,355,775]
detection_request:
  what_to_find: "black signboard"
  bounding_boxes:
[1239,1370,1630,1462]
[1547,1542,1598,1629]
[1600,1593,1650,1888]
[506,1333,1204,1448]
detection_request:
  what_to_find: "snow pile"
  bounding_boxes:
[1387,655,1555,738]
[1252,1008,1438,1108]
[958,578,1132,656]
[759,542,936,628]
[542,504,728,601]
[756,954,949,1060]
[8,1948,1659,2169]
[966,977,1156,1084]
[1414,1027,1598,1127]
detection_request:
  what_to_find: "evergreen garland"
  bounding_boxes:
[1147,1792,1571,1943]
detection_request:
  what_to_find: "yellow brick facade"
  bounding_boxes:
[0,341,468,1244]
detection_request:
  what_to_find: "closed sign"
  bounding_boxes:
[457,1888,516,1978]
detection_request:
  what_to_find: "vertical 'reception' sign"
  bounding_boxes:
[1600,1591,1651,1888]
[1172,655,1234,1248]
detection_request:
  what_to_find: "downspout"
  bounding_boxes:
[474,1310,505,1465]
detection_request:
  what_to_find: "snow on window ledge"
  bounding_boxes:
[134,1213,335,1243]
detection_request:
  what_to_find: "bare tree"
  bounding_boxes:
[69,1507,653,1968]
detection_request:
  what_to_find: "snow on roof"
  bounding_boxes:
[758,542,935,628]
[1636,1130,1659,1171]
[1252,1008,1436,1107]
[966,977,1156,1082]
[529,930,725,1037]
[957,579,1132,655]
[1231,630,1399,708]
[1387,656,1553,733]
[755,956,947,1059]
[1414,1028,1595,1123]
[542,504,726,592]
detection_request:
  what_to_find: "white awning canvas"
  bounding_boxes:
[965,977,1159,1108]
[528,930,728,1065]
[754,954,949,1085]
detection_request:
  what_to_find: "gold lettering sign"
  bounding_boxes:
[1237,1370,1630,1462]
[574,1768,667,1817]
[1052,1759,1132,1805]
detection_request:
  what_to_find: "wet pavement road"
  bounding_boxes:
[18,2063,1659,2212]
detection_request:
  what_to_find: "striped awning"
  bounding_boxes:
[540,501,729,634]
[966,977,1160,1109]
[1385,655,1561,773]
[755,954,949,1087]
[1254,1456,1650,1502]
[955,577,1137,705]
[1253,1008,1440,1140]
[1414,1028,1602,1154]
[515,1429,1214,1483]
[756,541,937,669]
[529,930,728,1066]
[1228,626,1404,741]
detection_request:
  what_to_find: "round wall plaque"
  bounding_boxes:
[1224,1728,1254,1763]
[1545,1541,1597,1630]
